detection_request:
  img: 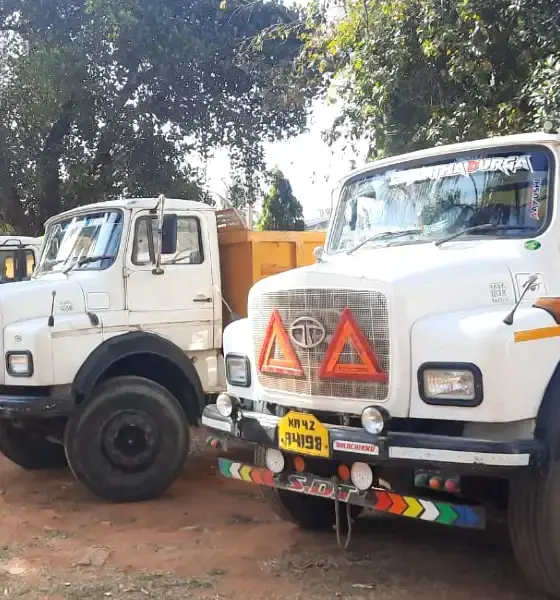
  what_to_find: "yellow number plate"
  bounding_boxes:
[278,411,330,458]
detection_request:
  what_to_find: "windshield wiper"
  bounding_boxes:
[346,229,423,255]
[435,224,535,247]
[63,254,114,274]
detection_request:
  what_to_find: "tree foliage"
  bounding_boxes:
[256,169,304,231]
[224,171,260,209]
[299,0,560,158]
[0,0,311,234]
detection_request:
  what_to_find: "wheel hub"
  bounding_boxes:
[102,411,160,471]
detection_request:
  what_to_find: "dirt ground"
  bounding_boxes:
[0,427,545,599]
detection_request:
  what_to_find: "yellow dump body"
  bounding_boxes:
[218,228,326,322]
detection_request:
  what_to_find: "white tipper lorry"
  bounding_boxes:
[0,197,323,503]
[202,132,560,598]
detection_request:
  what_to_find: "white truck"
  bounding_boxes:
[0,236,43,283]
[202,132,560,598]
[0,197,323,502]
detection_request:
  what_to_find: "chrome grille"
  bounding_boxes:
[251,289,390,401]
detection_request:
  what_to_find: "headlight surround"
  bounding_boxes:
[216,392,240,418]
[6,351,33,377]
[418,362,483,407]
[225,354,251,388]
[361,405,389,435]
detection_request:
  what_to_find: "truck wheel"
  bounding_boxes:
[64,376,189,503]
[508,424,560,597]
[0,421,67,469]
[255,446,361,530]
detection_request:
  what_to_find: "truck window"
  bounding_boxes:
[26,252,35,277]
[0,249,35,282]
[36,210,123,275]
[132,215,204,266]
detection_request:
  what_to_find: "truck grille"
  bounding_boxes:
[251,289,390,401]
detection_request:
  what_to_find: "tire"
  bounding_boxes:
[64,375,189,503]
[255,446,362,531]
[0,420,67,469]
[508,399,560,598]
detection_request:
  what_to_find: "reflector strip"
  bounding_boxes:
[257,309,303,376]
[217,458,486,530]
[514,325,560,343]
[318,307,388,382]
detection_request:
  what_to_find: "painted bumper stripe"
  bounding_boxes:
[217,458,486,530]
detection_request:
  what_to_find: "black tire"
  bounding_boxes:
[255,446,362,531]
[508,396,560,598]
[0,420,67,469]
[64,375,189,503]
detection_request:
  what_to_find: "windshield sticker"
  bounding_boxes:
[524,240,541,251]
[529,179,542,220]
[389,155,534,187]
[490,282,510,304]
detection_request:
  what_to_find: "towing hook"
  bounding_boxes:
[332,475,353,551]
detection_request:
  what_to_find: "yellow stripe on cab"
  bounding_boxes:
[514,325,560,343]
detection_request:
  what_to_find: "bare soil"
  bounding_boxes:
[0,428,544,599]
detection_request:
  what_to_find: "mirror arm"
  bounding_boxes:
[152,194,166,275]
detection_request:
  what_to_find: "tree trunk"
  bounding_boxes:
[36,94,76,232]
[0,130,30,234]
[88,68,144,201]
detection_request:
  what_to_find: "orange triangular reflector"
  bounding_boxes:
[257,309,303,376]
[318,307,388,382]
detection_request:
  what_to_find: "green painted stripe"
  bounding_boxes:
[435,502,458,525]
[218,458,232,477]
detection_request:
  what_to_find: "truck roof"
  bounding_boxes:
[0,235,42,247]
[342,131,560,184]
[43,197,215,228]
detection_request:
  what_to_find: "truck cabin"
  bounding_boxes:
[0,237,42,284]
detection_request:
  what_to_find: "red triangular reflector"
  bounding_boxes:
[318,307,388,382]
[257,309,303,376]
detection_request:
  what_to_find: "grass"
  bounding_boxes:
[31,569,227,600]
[43,528,74,540]
[225,513,272,525]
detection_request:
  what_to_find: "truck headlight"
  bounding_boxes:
[6,351,33,377]
[225,354,251,388]
[419,363,483,407]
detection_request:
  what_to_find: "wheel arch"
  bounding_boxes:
[72,331,205,424]
[536,361,560,445]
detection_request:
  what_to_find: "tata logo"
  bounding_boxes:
[289,317,326,349]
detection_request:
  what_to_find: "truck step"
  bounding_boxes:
[218,458,486,530]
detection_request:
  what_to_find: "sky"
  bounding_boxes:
[204,0,371,220]
[205,96,368,219]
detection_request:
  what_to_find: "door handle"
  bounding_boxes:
[193,295,213,303]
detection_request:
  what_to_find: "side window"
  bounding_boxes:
[132,218,153,265]
[25,250,36,278]
[132,215,204,266]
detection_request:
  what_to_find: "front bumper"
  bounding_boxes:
[202,402,546,473]
[0,387,74,418]
[218,457,487,530]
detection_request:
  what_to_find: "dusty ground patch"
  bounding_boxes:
[0,428,545,599]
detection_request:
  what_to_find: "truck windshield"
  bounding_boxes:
[36,210,123,275]
[328,148,552,253]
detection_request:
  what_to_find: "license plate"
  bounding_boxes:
[278,411,330,458]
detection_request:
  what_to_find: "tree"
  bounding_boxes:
[0,0,311,234]
[256,169,304,231]
[297,0,560,158]
[224,171,260,209]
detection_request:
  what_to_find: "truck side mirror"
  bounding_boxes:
[161,214,178,255]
